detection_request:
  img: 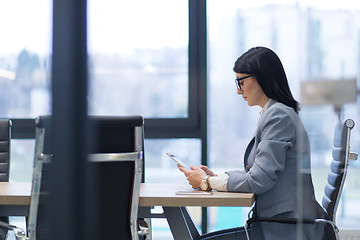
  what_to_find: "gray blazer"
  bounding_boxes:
[227,100,326,239]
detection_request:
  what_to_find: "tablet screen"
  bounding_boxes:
[165,152,191,170]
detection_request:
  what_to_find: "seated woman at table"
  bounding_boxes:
[178,46,326,240]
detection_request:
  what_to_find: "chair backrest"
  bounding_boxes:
[28,115,144,240]
[88,115,145,181]
[88,116,144,240]
[322,119,358,222]
[27,116,52,240]
[0,119,11,182]
[89,116,143,152]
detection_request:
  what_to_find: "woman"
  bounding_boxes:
[178,46,326,239]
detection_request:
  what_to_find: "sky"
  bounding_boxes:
[87,0,188,55]
[0,0,52,56]
[0,0,359,56]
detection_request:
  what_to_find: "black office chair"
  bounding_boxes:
[32,116,150,240]
[320,119,358,237]
[0,119,11,239]
[244,119,358,240]
[0,116,150,240]
[0,117,50,240]
[24,116,52,240]
[87,116,149,240]
[0,119,11,182]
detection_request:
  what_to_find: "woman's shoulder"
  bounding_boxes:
[258,101,300,130]
[264,101,297,118]
[257,101,302,142]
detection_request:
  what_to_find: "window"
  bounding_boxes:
[10,140,35,182]
[0,0,52,234]
[87,0,206,237]
[207,0,360,232]
[145,139,202,239]
[87,0,189,118]
[0,0,52,119]
[6,0,358,237]
[0,0,52,183]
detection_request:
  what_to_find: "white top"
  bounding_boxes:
[209,99,273,191]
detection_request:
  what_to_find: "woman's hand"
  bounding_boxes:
[178,164,214,189]
[199,165,217,176]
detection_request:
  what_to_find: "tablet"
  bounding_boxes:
[165,152,191,170]
[175,189,213,195]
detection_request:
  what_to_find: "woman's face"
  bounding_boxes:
[235,73,269,108]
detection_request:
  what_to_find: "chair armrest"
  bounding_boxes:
[246,217,316,226]
[0,220,17,230]
[0,221,28,240]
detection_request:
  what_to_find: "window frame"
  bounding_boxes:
[9,0,209,234]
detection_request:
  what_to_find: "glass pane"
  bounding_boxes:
[208,0,360,232]
[10,140,35,182]
[0,0,52,118]
[144,138,201,183]
[144,138,201,238]
[87,0,189,118]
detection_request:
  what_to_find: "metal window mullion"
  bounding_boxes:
[189,0,208,234]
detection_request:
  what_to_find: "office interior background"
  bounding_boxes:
[0,0,360,239]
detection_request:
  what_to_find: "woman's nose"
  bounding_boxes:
[237,88,242,95]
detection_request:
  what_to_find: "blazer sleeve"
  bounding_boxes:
[227,107,295,194]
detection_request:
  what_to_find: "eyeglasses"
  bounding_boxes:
[235,75,252,90]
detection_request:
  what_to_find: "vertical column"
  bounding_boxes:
[189,0,208,234]
[52,0,88,239]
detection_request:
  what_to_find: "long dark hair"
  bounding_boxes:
[233,46,299,113]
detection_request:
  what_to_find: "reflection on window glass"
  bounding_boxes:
[0,0,52,118]
[208,0,360,232]
[87,0,189,118]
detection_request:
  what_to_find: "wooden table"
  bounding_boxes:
[0,182,31,216]
[0,182,254,207]
[0,182,255,239]
[139,183,254,207]
[138,183,255,240]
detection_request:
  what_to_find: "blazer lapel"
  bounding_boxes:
[244,137,255,171]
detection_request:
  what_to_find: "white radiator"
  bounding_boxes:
[340,230,360,240]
